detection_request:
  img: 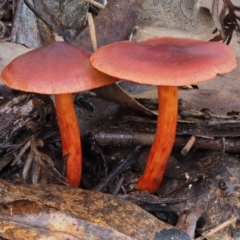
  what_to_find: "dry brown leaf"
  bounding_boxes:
[94,83,157,116]
[73,0,143,51]
[0,42,30,85]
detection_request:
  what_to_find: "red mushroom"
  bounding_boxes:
[90,37,237,193]
[1,41,116,187]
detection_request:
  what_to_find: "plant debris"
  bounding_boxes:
[0,1,239,239]
[181,0,240,44]
[0,89,65,184]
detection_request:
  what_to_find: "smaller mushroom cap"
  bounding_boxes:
[1,42,116,94]
[90,37,237,86]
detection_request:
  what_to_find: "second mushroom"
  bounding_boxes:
[90,37,237,193]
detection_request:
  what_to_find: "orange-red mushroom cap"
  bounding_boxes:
[90,37,237,86]
[1,42,116,94]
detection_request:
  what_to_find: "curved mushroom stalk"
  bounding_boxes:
[55,93,82,187]
[136,86,178,193]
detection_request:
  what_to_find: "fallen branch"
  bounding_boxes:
[86,128,240,153]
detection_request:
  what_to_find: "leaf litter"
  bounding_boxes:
[0,0,240,239]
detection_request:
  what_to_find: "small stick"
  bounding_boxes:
[129,26,138,41]
[86,128,240,153]
[112,175,125,195]
[207,119,240,127]
[87,12,97,51]
[181,135,196,155]
[195,216,238,240]
[180,110,235,120]
[84,0,105,9]
[11,139,31,165]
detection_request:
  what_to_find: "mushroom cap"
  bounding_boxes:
[90,37,237,86]
[1,42,116,94]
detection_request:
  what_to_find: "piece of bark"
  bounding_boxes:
[73,0,143,51]
[0,179,175,240]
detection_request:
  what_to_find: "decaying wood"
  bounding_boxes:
[0,179,175,240]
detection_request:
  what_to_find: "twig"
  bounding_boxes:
[11,138,31,165]
[112,175,125,195]
[84,0,105,9]
[86,128,240,153]
[180,110,236,120]
[195,216,238,240]
[181,135,196,155]
[87,12,97,51]
[0,0,7,9]
[129,26,138,41]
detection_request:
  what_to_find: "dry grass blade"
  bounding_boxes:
[180,0,203,26]
[180,0,193,21]
[11,139,31,165]
[192,0,202,25]
[212,0,225,38]
[22,147,35,180]
[87,12,97,51]
[32,160,41,184]
[36,151,54,167]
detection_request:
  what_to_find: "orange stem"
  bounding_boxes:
[136,86,178,193]
[55,94,82,187]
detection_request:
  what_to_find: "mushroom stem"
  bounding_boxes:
[55,93,82,187]
[136,86,178,193]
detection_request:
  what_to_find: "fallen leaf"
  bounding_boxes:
[73,0,143,51]
[0,42,30,85]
